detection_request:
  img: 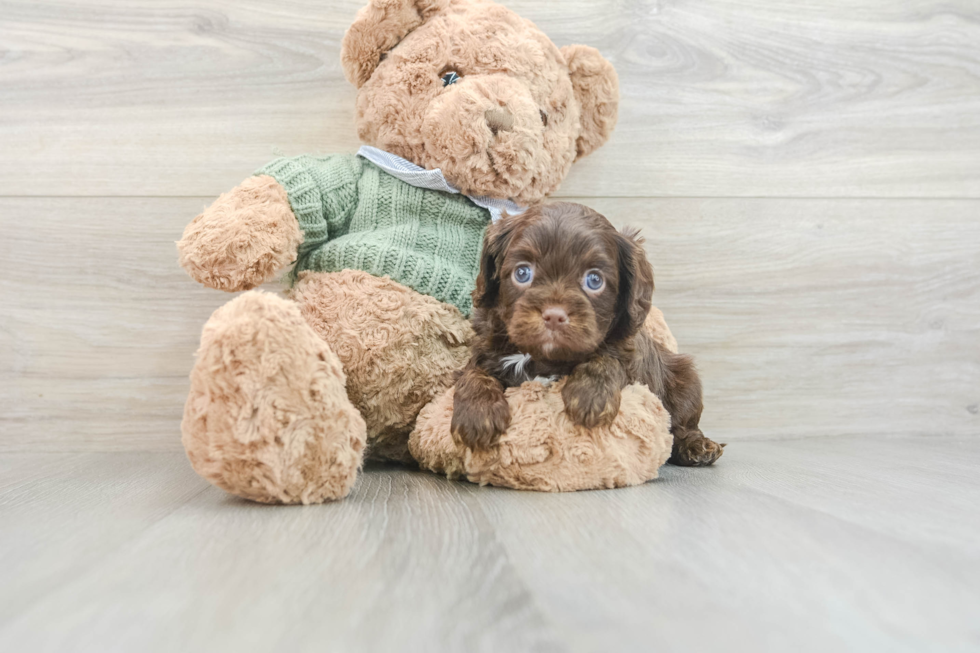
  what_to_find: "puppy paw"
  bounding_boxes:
[562,378,621,428]
[669,430,725,467]
[451,394,511,450]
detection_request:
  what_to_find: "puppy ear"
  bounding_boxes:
[608,228,654,342]
[341,0,448,88]
[560,45,620,160]
[472,214,523,310]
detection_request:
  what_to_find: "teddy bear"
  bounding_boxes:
[176,0,681,504]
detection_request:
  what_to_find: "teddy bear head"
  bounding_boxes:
[341,0,619,205]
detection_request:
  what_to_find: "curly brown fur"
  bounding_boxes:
[452,202,724,466]
[450,367,511,449]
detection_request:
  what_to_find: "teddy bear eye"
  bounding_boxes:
[441,70,461,86]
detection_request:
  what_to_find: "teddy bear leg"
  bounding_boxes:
[177,175,303,292]
[289,270,474,464]
[182,291,367,504]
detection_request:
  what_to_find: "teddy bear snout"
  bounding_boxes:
[485,107,515,136]
[417,72,575,202]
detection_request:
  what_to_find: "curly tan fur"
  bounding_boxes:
[560,45,620,160]
[178,0,656,500]
[289,270,473,463]
[410,379,672,492]
[181,272,681,497]
[645,306,678,354]
[342,0,449,88]
[181,292,367,504]
[177,176,301,292]
[343,0,619,204]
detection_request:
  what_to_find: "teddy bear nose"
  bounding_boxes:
[541,306,568,330]
[485,107,515,136]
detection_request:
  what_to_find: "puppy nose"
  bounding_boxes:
[541,307,568,330]
[485,107,514,136]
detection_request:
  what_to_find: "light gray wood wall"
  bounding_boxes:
[1,0,978,451]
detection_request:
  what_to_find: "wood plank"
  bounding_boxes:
[2,197,978,451]
[717,434,980,553]
[0,197,235,451]
[0,453,207,621]
[1,438,978,651]
[1,0,978,198]
[479,435,980,652]
[0,455,566,652]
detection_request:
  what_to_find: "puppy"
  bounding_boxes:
[451,202,724,467]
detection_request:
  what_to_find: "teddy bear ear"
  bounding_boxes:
[560,45,621,160]
[341,0,449,88]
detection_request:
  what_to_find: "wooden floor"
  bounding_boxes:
[2,1,979,650]
[1,435,978,652]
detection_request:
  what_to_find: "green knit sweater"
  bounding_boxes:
[257,154,489,316]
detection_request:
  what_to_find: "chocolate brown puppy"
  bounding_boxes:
[451,202,724,466]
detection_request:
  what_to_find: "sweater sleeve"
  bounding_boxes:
[255,154,363,260]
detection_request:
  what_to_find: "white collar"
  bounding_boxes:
[357,145,526,222]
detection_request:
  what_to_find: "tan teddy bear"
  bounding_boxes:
[177,0,680,504]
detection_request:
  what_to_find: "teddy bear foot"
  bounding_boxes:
[668,428,725,467]
[181,291,367,504]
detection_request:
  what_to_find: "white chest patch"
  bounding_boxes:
[499,353,533,380]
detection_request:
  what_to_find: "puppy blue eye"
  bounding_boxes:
[584,271,604,291]
[513,264,533,285]
[441,71,461,86]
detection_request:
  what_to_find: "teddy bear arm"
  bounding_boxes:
[177,155,364,292]
[177,175,303,292]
